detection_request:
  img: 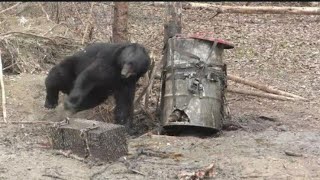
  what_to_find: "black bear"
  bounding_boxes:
[44,42,151,127]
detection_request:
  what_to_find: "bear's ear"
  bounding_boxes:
[114,43,132,56]
[113,44,129,62]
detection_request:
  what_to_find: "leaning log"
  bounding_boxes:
[152,3,320,15]
[227,74,307,101]
[159,2,182,127]
[227,88,296,101]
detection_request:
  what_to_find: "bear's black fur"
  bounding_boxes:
[44,42,151,127]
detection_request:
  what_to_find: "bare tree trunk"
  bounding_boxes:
[159,2,182,123]
[163,2,182,49]
[112,2,129,43]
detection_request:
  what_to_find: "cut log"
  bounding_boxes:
[152,3,320,15]
[227,88,296,101]
[49,118,128,163]
[227,74,307,101]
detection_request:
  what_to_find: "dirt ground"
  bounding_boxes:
[0,2,320,180]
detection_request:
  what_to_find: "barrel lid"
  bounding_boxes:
[176,32,235,49]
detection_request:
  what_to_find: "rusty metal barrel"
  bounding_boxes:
[160,33,234,134]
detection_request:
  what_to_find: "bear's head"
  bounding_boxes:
[115,43,151,79]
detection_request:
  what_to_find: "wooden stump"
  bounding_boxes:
[49,118,128,162]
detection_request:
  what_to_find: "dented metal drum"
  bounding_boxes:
[161,33,234,133]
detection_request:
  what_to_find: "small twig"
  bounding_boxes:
[2,62,17,71]
[144,57,156,108]
[258,115,278,122]
[42,22,69,36]
[53,150,88,162]
[134,59,156,107]
[210,11,221,19]
[0,19,7,25]
[0,50,6,123]
[38,2,51,22]
[134,82,149,106]
[284,150,303,157]
[42,174,66,180]
[0,2,22,15]
[128,168,146,176]
[143,71,150,107]
[98,105,108,122]
[89,164,113,180]
[141,159,179,166]
[63,28,69,37]
[42,24,60,36]
[137,148,183,159]
[240,175,267,178]
[119,157,146,176]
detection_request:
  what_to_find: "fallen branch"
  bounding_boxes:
[0,31,56,44]
[227,74,307,101]
[0,2,22,15]
[152,3,320,15]
[0,121,54,125]
[227,88,297,101]
[0,50,6,123]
